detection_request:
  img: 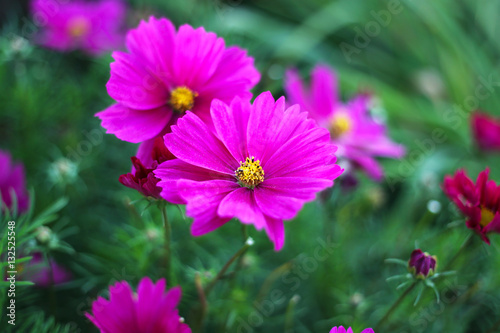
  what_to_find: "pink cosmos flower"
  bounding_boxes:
[330,327,374,333]
[471,111,500,151]
[443,168,500,244]
[86,277,191,333]
[154,92,342,250]
[96,16,260,144]
[22,252,72,287]
[31,0,126,55]
[0,149,29,213]
[285,65,405,181]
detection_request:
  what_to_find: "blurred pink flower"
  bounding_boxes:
[0,149,29,213]
[154,92,342,250]
[96,16,260,144]
[31,0,126,55]
[23,252,72,287]
[86,277,191,333]
[330,327,374,333]
[471,111,500,151]
[285,65,405,181]
[443,168,500,244]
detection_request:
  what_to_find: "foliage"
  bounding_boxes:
[1,0,500,332]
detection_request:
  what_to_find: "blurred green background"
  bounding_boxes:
[1,0,500,332]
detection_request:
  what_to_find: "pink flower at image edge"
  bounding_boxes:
[330,326,374,333]
[86,277,191,333]
[0,149,29,213]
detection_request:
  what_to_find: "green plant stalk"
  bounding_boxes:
[160,204,172,283]
[204,239,253,297]
[443,232,473,271]
[375,281,417,330]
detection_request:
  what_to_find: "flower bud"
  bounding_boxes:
[36,226,52,244]
[408,249,437,279]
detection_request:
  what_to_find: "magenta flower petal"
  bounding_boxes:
[254,188,302,220]
[90,282,139,332]
[135,278,164,331]
[173,25,225,88]
[330,327,362,333]
[135,138,157,169]
[155,159,231,204]
[177,179,237,236]
[166,111,237,174]
[311,65,338,120]
[218,188,267,229]
[284,69,311,115]
[263,216,285,251]
[211,97,251,162]
[260,177,333,201]
[96,104,171,143]
[247,92,288,161]
[125,17,176,80]
[107,51,168,110]
[200,46,260,101]
[263,127,335,178]
[348,155,384,181]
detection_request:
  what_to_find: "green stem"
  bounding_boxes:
[284,295,300,333]
[375,281,417,330]
[161,204,172,283]
[43,252,57,318]
[443,233,473,271]
[194,273,208,333]
[204,238,253,297]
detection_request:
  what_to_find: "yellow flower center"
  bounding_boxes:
[330,113,352,138]
[67,17,91,38]
[169,86,198,114]
[236,157,264,189]
[480,206,496,228]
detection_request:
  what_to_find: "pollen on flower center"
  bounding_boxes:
[480,206,496,227]
[169,86,198,114]
[67,17,91,38]
[330,113,351,138]
[236,157,264,189]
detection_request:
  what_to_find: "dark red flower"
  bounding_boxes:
[119,137,173,199]
[471,112,500,151]
[119,157,162,199]
[443,168,500,244]
[408,249,437,279]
